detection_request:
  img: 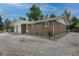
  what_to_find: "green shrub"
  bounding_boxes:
[47,31,53,38]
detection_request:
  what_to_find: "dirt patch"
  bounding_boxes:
[68,50,79,56]
[20,39,25,42]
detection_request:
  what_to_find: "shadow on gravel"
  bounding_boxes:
[50,33,68,42]
[19,38,46,43]
[70,42,79,47]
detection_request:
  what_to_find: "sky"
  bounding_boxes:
[0,3,79,20]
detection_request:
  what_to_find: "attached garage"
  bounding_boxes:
[14,24,21,34]
[14,20,31,34]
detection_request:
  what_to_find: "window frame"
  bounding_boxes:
[44,21,49,27]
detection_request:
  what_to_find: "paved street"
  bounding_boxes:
[0,32,78,56]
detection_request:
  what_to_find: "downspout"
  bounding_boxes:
[64,14,69,33]
[53,20,55,38]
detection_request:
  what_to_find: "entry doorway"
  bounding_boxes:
[21,24,26,34]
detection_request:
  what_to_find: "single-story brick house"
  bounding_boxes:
[12,11,69,38]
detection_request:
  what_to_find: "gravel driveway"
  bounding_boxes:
[0,32,79,56]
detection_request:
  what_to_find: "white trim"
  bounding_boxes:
[44,21,49,27]
[13,15,66,25]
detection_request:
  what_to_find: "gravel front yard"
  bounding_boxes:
[0,32,79,56]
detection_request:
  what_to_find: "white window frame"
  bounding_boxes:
[29,24,31,29]
[44,21,49,27]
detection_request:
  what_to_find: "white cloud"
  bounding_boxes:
[6,3,58,15]
[7,3,23,7]
[39,4,56,12]
[0,9,6,15]
[65,6,79,17]
[0,9,3,13]
[6,3,33,9]
[37,4,63,16]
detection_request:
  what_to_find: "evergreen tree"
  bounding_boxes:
[4,18,11,32]
[19,17,26,21]
[0,16,4,31]
[50,13,56,18]
[26,4,43,21]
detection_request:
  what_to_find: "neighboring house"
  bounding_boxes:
[12,11,69,38]
[10,20,17,32]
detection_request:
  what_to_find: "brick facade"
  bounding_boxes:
[13,13,69,38]
[27,20,66,37]
[54,21,66,37]
[28,21,53,36]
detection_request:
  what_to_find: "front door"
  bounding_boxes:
[21,24,26,34]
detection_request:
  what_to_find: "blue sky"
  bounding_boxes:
[0,3,79,20]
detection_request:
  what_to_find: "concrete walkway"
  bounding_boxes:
[0,32,78,56]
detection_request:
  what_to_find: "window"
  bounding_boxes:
[44,21,49,27]
[28,24,31,29]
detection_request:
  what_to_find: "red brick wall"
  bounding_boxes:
[28,21,53,36]
[28,20,66,37]
[54,21,66,37]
